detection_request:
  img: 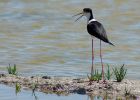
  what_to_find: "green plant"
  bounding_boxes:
[15,82,21,95]
[7,64,17,75]
[105,64,113,80]
[113,64,127,82]
[88,69,102,82]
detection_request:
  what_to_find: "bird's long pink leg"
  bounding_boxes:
[91,39,94,74]
[100,40,105,81]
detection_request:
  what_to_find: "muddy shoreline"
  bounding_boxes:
[0,74,140,98]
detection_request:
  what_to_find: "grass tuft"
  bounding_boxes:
[105,64,113,80]
[7,64,17,75]
[87,69,102,82]
[15,82,21,95]
[113,64,127,82]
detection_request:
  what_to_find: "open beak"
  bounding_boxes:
[73,12,83,22]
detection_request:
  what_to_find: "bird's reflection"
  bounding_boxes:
[32,90,38,100]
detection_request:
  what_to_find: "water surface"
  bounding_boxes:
[0,84,100,100]
[0,0,139,78]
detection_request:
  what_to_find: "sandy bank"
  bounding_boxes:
[0,74,140,98]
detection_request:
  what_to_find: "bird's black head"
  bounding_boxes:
[73,8,93,22]
[83,8,92,14]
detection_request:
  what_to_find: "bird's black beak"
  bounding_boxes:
[73,12,83,22]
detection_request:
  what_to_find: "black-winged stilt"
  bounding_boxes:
[74,8,114,81]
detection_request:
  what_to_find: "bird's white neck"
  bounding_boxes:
[85,13,91,21]
[88,18,96,24]
[84,13,92,24]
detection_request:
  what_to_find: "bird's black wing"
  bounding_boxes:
[87,21,109,44]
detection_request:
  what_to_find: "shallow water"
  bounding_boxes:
[0,0,140,79]
[0,84,103,100]
[0,84,140,100]
[1,84,136,100]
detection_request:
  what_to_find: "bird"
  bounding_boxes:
[73,8,114,81]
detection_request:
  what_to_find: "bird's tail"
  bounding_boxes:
[108,41,115,46]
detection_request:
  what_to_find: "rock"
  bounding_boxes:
[42,76,51,79]
[53,87,57,91]
[74,87,86,95]
[0,74,6,77]
[31,76,34,78]
[56,84,63,89]
[87,88,93,92]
